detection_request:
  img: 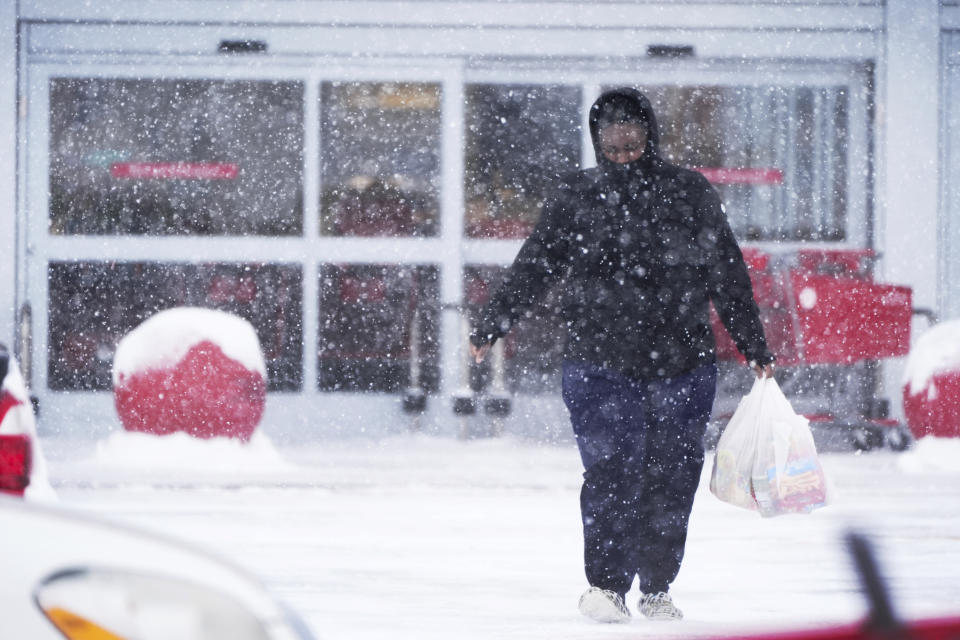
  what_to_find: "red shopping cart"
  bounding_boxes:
[711,248,914,451]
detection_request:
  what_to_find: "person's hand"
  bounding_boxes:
[470,343,491,364]
[752,361,775,379]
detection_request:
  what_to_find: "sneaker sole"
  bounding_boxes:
[641,612,683,621]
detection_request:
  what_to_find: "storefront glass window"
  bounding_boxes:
[318,264,440,392]
[464,84,581,239]
[320,82,441,237]
[48,262,303,391]
[640,85,849,242]
[49,79,304,236]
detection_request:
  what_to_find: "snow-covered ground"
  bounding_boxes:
[42,431,960,640]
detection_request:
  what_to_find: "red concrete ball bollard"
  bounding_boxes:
[113,308,267,442]
[902,320,960,440]
[903,371,960,439]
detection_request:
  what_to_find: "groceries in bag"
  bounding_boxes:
[710,377,830,517]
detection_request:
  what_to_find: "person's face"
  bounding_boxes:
[599,123,647,164]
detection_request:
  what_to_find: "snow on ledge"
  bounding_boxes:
[112,307,266,384]
[55,431,298,485]
[903,318,960,396]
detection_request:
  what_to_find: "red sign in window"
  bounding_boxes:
[693,168,784,185]
[111,162,239,180]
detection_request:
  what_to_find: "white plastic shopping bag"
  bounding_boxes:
[710,377,830,517]
[709,377,765,511]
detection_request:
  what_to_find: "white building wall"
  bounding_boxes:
[877,0,941,418]
[880,0,940,309]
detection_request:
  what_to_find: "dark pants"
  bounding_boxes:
[561,360,717,598]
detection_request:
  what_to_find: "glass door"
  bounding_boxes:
[25,60,463,437]
[44,76,306,394]
[316,81,445,394]
[460,61,873,399]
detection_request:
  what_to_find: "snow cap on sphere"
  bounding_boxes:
[903,318,960,396]
[112,307,267,384]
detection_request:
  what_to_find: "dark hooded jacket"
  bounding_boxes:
[471,88,773,380]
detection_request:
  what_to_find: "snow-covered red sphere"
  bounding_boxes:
[113,307,267,442]
[902,319,960,439]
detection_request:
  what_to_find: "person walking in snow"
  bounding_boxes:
[469,87,775,623]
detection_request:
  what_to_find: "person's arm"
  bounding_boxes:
[698,179,775,377]
[470,187,572,360]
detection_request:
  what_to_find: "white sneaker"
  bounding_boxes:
[638,591,683,620]
[578,587,631,623]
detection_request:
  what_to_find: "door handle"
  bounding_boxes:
[17,303,35,408]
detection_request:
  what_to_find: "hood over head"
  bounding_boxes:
[589,88,660,172]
